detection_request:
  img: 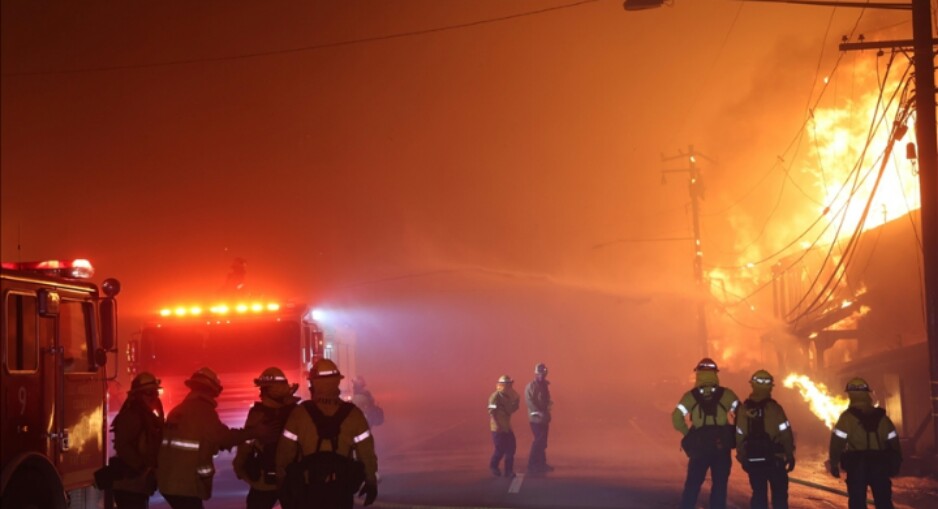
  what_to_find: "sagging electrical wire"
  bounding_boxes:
[713,54,911,310]
[786,63,914,325]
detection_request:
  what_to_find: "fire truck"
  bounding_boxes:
[126,298,355,426]
[1,259,120,509]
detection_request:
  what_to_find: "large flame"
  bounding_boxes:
[783,373,849,429]
[809,71,919,243]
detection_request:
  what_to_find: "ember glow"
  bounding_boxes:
[783,373,849,429]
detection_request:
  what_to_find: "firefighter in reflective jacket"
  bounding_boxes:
[275,359,378,509]
[488,374,520,478]
[111,372,165,509]
[671,358,739,509]
[735,370,795,509]
[525,363,553,474]
[828,377,902,509]
[233,367,300,509]
[157,367,266,509]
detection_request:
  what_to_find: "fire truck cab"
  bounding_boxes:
[1,260,119,509]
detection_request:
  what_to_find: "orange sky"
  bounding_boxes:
[1,0,916,320]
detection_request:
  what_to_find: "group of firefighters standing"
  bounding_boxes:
[104,355,904,509]
[673,357,903,509]
[486,362,554,479]
[105,359,377,509]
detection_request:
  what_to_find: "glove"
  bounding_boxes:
[358,481,378,506]
[830,465,840,478]
[785,455,795,472]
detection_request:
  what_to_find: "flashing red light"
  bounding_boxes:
[2,259,95,279]
[157,301,282,318]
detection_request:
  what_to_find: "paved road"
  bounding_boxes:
[138,397,936,509]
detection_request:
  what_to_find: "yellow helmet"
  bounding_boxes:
[254,367,289,387]
[185,367,223,395]
[129,372,162,394]
[309,358,343,381]
[845,377,871,392]
[750,369,774,386]
[694,358,719,372]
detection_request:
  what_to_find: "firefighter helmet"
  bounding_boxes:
[185,367,223,395]
[497,375,513,384]
[129,372,161,394]
[534,363,548,375]
[309,359,343,380]
[750,369,774,386]
[694,358,719,372]
[254,367,288,387]
[845,377,871,392]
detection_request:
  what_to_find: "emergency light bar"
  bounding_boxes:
[158,301,282,318]
[1,259,95,279]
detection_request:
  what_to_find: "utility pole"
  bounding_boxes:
[663,145,709,357]
[911,0,938,458]
[838,0,938,463]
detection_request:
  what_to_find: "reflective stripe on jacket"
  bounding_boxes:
[488,389,520,432]
[157,391,254,499]
[829,405,902,469]
[275,399,378,484]
[525,380,552,424]
[233,396,298,491]
[734,398,795,460]
[671,386,740,436]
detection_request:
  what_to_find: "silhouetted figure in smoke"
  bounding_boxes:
[219,257,247,295]
[351,376,384,427]
[525,363,553,474]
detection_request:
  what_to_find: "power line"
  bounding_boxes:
[786,61,913,324]
[1,0,598,78]
[713,61,909,310]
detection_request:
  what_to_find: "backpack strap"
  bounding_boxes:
[848,407,886,450]
[303,401,355,453]
[743,398,773,438]
[690,386,727,425]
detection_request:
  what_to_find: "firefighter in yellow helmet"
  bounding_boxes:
[233,367,300,509]
[735,370,795,509]
[109,372,165,509]
[276,359,378,509]
[488,374,521,478]
[157,367,269,509]
[828,377,902,509]
[671,358,740,509]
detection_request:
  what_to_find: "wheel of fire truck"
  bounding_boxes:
[0,455,66,509]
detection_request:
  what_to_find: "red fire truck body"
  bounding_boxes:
[128,300,332,426]
[1,260,119,509]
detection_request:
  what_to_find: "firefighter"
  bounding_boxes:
[671,357,740,509]
[276,359,378,509]
[351,376,384,427]
[157,367,269,509]
[828,377,902,509]
[111,372,165,509]
[525,362,553,474]
[735,369,795,509]
[488,374,520,478]
[233,367,301,509]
